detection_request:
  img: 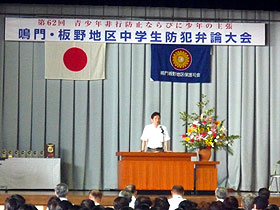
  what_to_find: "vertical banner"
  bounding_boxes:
[151,44,211,83]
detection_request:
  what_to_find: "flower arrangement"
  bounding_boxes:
[180,94,240,155]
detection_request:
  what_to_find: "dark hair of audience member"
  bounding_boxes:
[17,204,37,210]
[253,196,269,210]
[81,199,95,210]
[153,197,170,210]
[119,207,134,210]
[10,195,26,206]
[113,197,129,210]
[134,196,152,209]
[118,191,132,203]
[70,205,81,210]
[94,206,106,210]
[47,196,61,210]
[223,196,239,210]
[60,200,73,210]
[209,201,225,210]
[258,188,270,201]
[178,200,197,210]
[197,201,211,210]
[5,198,18,210]
[124,185,136,194]
[265,204,280,210]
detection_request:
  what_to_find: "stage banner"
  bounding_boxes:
[45,42,106,80]
[151,44,211,83]
[5,17,265,45]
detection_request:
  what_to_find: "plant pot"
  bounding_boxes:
[199,148,211,161]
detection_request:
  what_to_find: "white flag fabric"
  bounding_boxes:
[45,42,106,80]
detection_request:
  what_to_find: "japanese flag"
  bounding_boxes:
[45,42,106,80]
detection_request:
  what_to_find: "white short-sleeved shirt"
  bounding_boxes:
[141,124,170,148]
[168,195,186,210]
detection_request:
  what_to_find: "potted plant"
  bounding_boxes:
[180,94,240,161]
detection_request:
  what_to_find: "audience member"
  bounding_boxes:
[60,200,73,210]
[81,199,95,210]
[178,200,198,210]
[134,196,152,210]
[89,190,103,206]
[253,196,269,210]
[10,195,26,206]
[168,185,186,210]
[258,188,270,201]
[17,204,37,210]
[124,184,137,208]
[152,197,169,210]
[241,193,255,210]
[47,196,61,210]
[215,187,227,202]
[118,190,132,203]
[223,196,239,210]
[5,198,18,210]
[55,183,69,201]
[209,201,225,210]
[265,204,279,210]
[113,197,129,210]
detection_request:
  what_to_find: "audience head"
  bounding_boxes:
[10,195,25,206]
[113,197,129,210]
[89,190,103,205]
[124,184,137,195]
[55,183,69,198]
[81,199,95,210]
[215,187,227,201]
[241,193,255,210]
[59,200,73,210]
[209,201,225,210]
[266,204,279,210]
[118,190,132,203]
[134,196,152,210]
[258,188,270,201]
[153,197,169,210]
[253,196,269,210]
[17,204,37,210]
[5,198,18,210]
[171,185,184,196]
[47,196,61,210]
[223,196,239,210]
[178,200,197,210]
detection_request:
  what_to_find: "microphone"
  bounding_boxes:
[160,126,164,134]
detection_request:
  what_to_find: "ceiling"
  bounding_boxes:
[1,0,280,12]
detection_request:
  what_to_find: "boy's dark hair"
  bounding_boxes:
[151,112,160,119]
[153,197,170,210]
[113,197,129,210]
[253,196,269,210]
[223,196,239,209]
[258,188,270,200]
[172,185,184,195]
[81,199,95,210]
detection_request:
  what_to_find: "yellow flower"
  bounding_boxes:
[185,137,190,142]
[199,128,204,133]
[215,121,221,126]
[188,128,193,133]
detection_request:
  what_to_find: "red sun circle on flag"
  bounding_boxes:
[170,48,192,71]
[63,47,87,72]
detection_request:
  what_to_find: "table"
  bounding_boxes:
[0,158,61,189]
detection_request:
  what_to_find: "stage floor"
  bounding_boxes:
[0,190,279,207]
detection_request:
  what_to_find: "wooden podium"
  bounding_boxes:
[116,152,196,190]
[116,152,220,191]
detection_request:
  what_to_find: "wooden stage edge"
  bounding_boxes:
[0,190,280,207]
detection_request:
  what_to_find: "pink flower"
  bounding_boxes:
[190,139,194,142]
[207,146,211,149]
[202,132,206,136]
[202,120,207,124]
[213,133,217,137]
[182,134,186,138]
[196,134,204,141]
